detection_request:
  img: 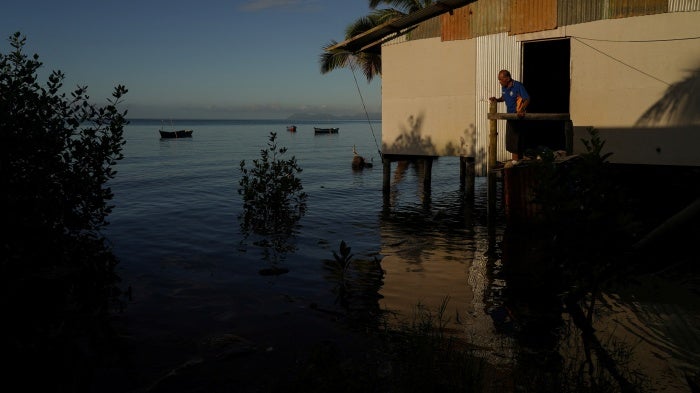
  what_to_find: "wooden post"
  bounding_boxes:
[488,101,498,227]
[460,156,475,197]
[423,158,432,192]
[423,157,432,205]
[565,120,574,154]
[488,101,498,170]
[466,156,475,196]
[382,157,391,196]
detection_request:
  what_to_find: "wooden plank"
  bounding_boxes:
[487,113,571,120]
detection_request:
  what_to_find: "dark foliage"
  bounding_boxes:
[1,32,128,391]
[238,132,307,263]
[507,129,653,392]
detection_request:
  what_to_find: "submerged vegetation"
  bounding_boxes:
[238,131,307,270]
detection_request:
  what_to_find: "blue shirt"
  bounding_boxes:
[501,80,530,113]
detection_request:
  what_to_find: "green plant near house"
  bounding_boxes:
[523,127,653,392]
[326,240,355,306]
[238,132,307,266]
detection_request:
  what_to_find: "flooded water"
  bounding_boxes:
[104,119,699,392]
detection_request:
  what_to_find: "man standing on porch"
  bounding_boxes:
[490,69,530,159]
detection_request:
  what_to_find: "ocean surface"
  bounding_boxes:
[105,119,699,392]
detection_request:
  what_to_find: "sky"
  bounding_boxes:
[1,0,383,119]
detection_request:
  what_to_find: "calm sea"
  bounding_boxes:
[104,119,699,391]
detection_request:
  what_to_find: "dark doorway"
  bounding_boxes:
[520,39,570,154]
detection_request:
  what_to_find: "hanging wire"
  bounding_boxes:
[348,60,383,160]
[573,37,671,87]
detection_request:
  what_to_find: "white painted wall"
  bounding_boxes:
[565,11,700,165]
[565,11,700,128]
[381,37,477,157]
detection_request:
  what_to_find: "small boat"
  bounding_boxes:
[287,125,297,132]
[159,120,193,138]
[314,127,339,134]
[159,129,193,138]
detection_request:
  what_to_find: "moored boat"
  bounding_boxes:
[287,125,297,132]
[314,127,339,134]
[159,129,193,138]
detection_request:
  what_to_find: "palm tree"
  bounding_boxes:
[319,1,435,82]
[320,12,385,82]
[369,0,436,13]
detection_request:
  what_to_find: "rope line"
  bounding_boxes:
[571,35,700,43]
[573,37,670,86]
[349,61,383,160]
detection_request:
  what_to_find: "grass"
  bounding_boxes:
[278,294,655,393]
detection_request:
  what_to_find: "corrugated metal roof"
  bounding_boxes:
[327,0,478,53]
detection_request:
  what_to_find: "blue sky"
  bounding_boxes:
[1,0,382,119]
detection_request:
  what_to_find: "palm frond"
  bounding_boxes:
[345,13,383,38]
[369,0,433,13]
[357,52,382,82]
[636,67,700,126]
[319,41,352,74]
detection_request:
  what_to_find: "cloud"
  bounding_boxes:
[237,0,319,12]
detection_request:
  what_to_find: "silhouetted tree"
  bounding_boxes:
[1,32,128,392]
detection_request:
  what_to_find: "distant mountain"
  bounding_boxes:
[287,112,381,121]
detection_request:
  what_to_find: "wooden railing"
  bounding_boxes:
[486,101,572,224]
[487,101,572,170]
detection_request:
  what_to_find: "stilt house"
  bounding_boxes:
[331,0,700,176]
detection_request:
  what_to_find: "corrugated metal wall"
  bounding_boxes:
[607,0,667,18]
[438,0,694,38]
[510,0,558,34]
[559,0,686,26]
[475,33,522,176]
[558,0,607,25]
[407,17,441,40]
[468,0,511,38]
[441,6,470,41]
[668,0,700,11]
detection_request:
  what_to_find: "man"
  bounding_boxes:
[489,69,530,159]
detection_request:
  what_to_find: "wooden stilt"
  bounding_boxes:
[460,156,476,196]
[382,157,391,196]
[423,158,432,193]
[565,119,574,154]
[488,101,498,227]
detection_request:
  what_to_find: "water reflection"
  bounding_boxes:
[379,181,510,359]
[374,169,699,392]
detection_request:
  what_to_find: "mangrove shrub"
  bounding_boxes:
[1,32,128,391]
